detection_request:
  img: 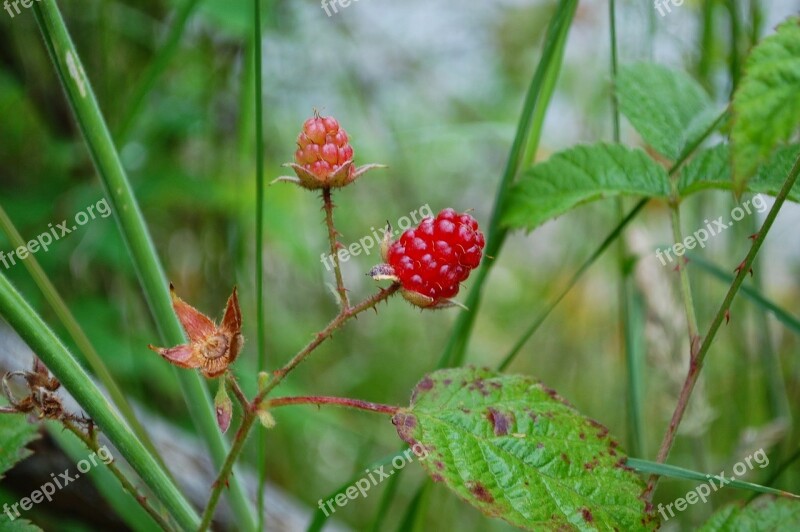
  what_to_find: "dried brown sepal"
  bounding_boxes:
[1,358,88,426]
[148,285,244,378]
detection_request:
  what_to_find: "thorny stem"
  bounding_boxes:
[63,420,177,532]
[198,284,400,531]
[645,152,800,500]
[266,395,399,415]
[322,188,350,309]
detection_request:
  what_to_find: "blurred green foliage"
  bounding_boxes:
[0,1,798,530]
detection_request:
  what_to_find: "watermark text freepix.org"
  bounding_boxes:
[320,204,432,271]
[0,198,112,270]
[657,448,769,522]
[318,443,428,516]
[3,445,114,521]
[3,0,41,19]
[655,194,767,266]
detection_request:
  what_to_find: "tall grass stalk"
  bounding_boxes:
[32,1,256,528]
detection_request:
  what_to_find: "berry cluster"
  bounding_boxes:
[384,209,485,307]
[295,115,354,180]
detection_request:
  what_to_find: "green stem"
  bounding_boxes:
[0,203,162,466]
[498,198,647,370]
[31,3,256,529]
[62,420,178,532]
[668,206,701,346]
[0,274,199,529]
[646,151,800,499]
[252,0,268,527]
[198,284,400,530]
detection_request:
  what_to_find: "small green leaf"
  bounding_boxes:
[732,17,800,193]
[393,367,656,531]
[0,516,42,532]
[616,63,715,160]
[0,415,40,531]
[0,414,39,478]
[677,143,800,201]
[699,498,800,531]
[503,143,670,231]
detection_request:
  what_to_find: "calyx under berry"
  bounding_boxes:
[274,112,384,190]
[370,208,485,309]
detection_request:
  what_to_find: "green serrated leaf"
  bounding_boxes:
[677,143,800,201]
[392,367,657,531]
[0,414,39,479]
[699,497,800,531]
[732,17,800,193]
[503,143,670,231]
[616,63,715,160]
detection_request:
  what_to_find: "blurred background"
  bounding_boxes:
[1,0,799,530]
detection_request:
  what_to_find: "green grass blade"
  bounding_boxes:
[306,451,406,532]
[609,0,644,458]
[253,0,268,527]
[115,0,204,142]
[438,0,578,368]
[627,458,800,498]
[31,2,256,529]
[0,203,164,468]
[688,253,800,334]
[48,425,165,532]
[0,274,199,529]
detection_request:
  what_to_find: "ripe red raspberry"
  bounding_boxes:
[275,112,384,190]
[295,115,354,180]
[377,208,485,308]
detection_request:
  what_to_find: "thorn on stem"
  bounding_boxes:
[725,309,731,324]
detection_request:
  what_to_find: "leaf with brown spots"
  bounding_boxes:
[392,367,657,531]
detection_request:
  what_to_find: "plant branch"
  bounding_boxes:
[63,420,177,532]
[197,284,401,530]
[322,188,349,309]
[266,395,399,415]
[645,151,800,500]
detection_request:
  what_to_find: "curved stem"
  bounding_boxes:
[266,395,399,415]
[322,188,349,309]
[197,284,400,531]
[645,152,800,500]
